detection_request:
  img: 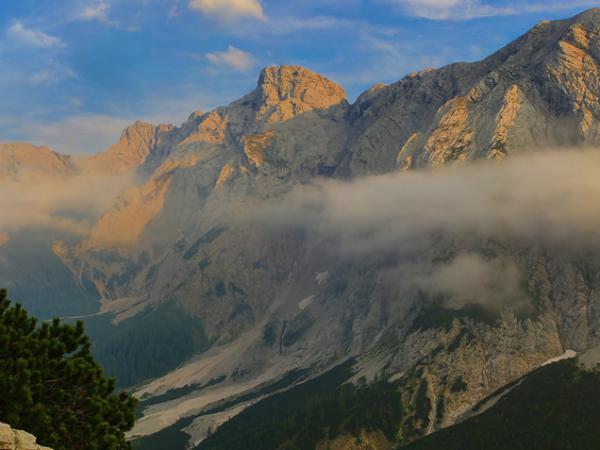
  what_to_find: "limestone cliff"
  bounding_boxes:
[80,121,175,175]
[253,65,347,123]
[0,423,52,450]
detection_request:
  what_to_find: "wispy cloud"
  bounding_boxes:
[259,150,600,255]
[0,170,134,237]
[2,20,75,85]
[206,46,255,71]
[248,149,600,314]
[75,0,140,31]
[29,64,77,85]
[188,0,265,21]
[7,20,65,48]
[392,0,600,20]
[80,0,111,23]
[18,115,133,154]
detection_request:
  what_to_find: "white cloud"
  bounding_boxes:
[393,0,600,20]
[80,1,111,23]
[415,254,530,313]
[1,21,74,85]
[189,0,265,21]
[75,1,140,31]
[6,21,65,49]
[23,115,133,154]
[206,46,255,71]
[30,64,77,85]
[258,150,600,255]
[0,170,134,237]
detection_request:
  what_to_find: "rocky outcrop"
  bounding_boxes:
[81,121,175,175]
[181,111,228,146]
[253,65,347,123]
[0,423,52,450]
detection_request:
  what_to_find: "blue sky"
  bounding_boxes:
[0,0,598,154]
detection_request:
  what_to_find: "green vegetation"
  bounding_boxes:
[132,416,194,450]
[282,312,314,347]
[0,289,137,450]
[183,226,227,260]
[82,302,211,388]
[402,359,600,450]
[411,302,499,331]
[413,379,431,429]
[0,231,98,320]
[449,375,467,393]
[262,319,281,346]
[197,360,404,450]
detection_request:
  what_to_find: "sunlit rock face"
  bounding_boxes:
[346,9,600,175]
[80,121,175,175]
[0,422,53,450]
[253,65,348,123]
[5,9,600,450]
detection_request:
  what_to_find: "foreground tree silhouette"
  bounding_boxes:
[0,289,137,450]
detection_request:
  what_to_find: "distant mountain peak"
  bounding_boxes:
[253,65,347,122]
[87,121,175,175]
[0,142,75,181]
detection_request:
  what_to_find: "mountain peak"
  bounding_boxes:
[253,65,347,122]
[86,121,174,175]
[119,120,157,143]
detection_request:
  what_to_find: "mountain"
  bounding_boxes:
[3,8,600,450]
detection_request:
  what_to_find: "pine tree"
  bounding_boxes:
[0,289,137,450]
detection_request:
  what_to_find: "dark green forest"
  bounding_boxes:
[198,360,404,450]
[81,302,211,387]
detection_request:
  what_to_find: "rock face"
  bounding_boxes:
[5,8,600,450]
[253,65,348,123]
[0,423,52,450]
[345,9,600,174]
[81,121,175,175]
